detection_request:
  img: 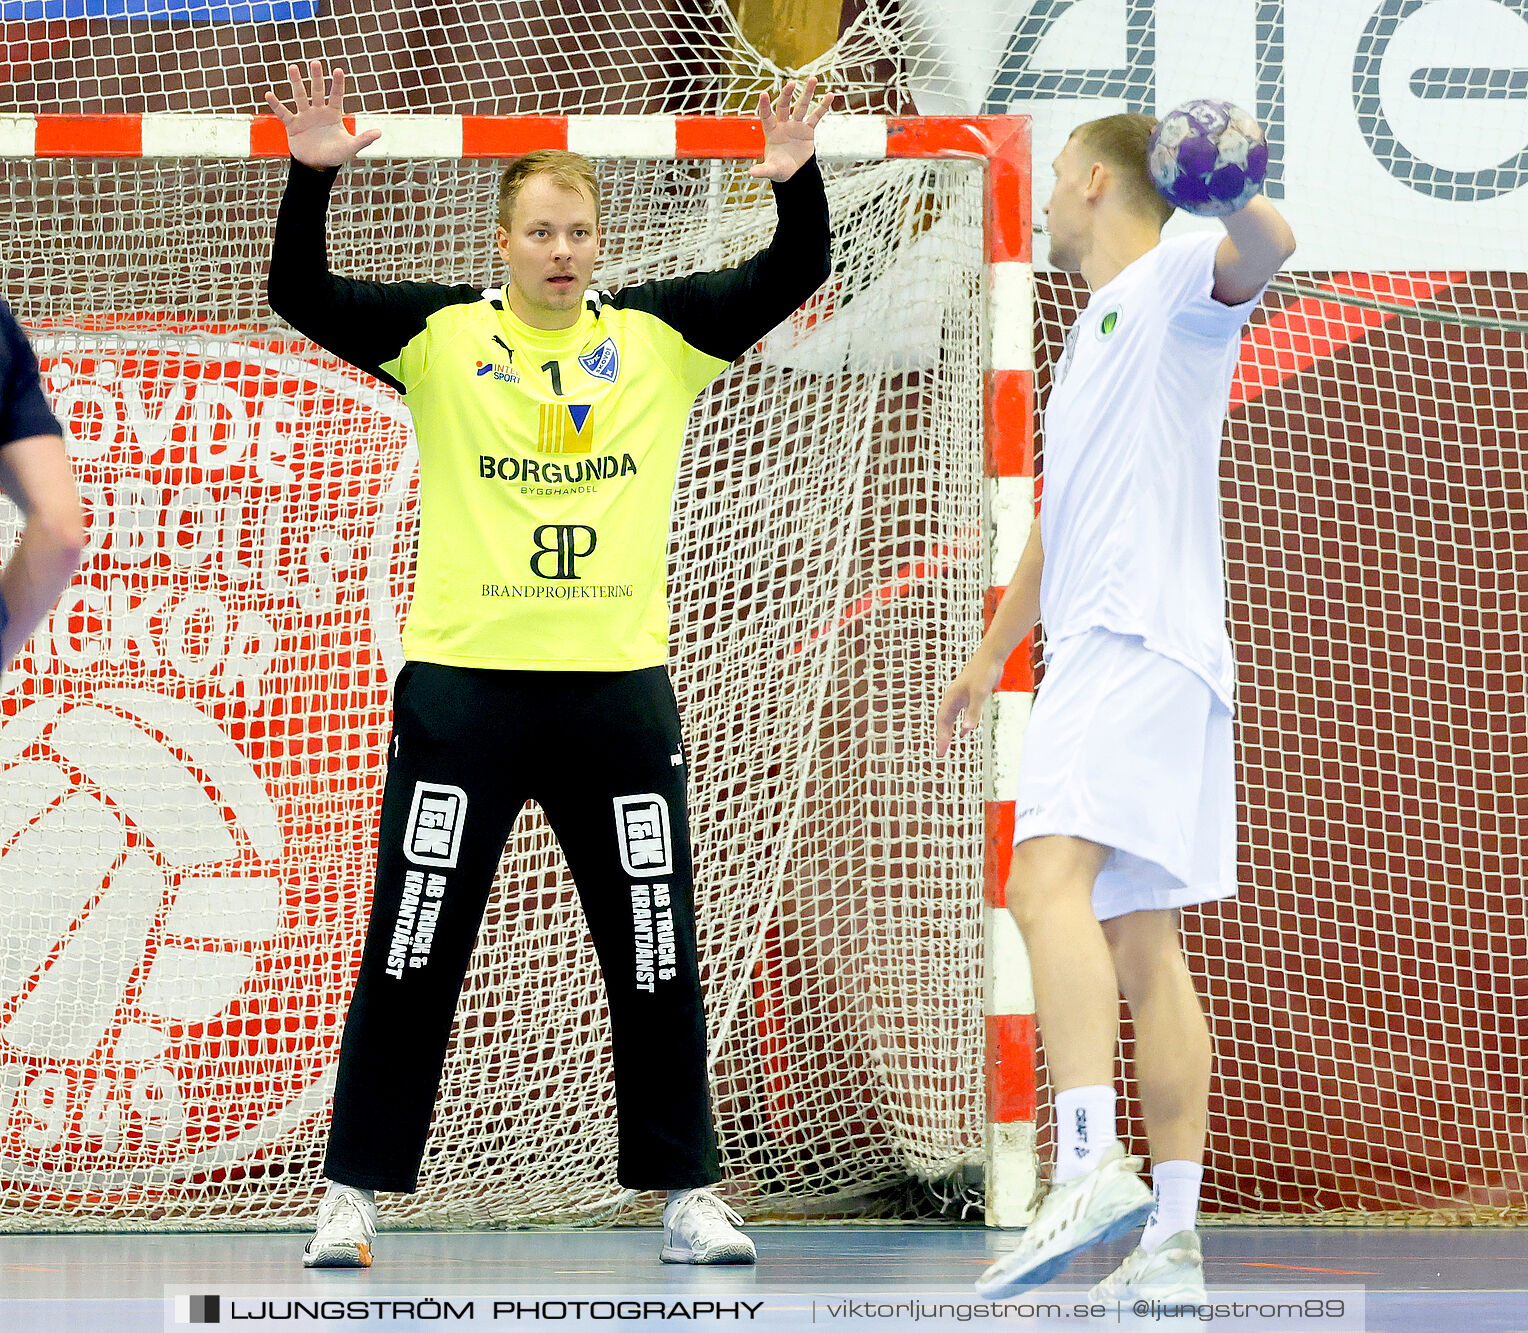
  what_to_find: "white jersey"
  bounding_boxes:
[1038,232,1262,708]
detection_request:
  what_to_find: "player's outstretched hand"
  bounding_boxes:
[750,78,834,181]
[264,60,381,170]
[934,652,1003,759]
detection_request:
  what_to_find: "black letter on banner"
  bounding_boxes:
[1256,1,1288,198]
[1354,0,1528,200]
[985,0,1155,114]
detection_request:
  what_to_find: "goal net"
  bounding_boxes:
[0,0,953,118]
[5,0,1527,1232]
[0,121,1001,1229]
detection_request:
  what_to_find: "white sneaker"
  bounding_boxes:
[975,1143,1153,1298]
[1089,1230,1206,1305]
[302,1184,378,1269]
[660,1189,757,1265]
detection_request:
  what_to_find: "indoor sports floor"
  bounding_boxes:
[2,1225,1524,1331]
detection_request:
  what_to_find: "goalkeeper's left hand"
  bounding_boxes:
[750,78,834,182]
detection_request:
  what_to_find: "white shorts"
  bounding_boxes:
[1011,628,1236,921]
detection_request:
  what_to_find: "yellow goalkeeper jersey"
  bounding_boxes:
[269,159,831,671]
[386,292,726,669]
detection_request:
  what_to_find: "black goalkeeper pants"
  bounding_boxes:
[323,662,720,1193]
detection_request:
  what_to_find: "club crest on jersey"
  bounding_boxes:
[538,402,595,454]
[579,337,620,384]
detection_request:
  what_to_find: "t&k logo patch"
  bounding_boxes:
[614,794,673,877]
[404,782,467,868]
[579,337,619,384]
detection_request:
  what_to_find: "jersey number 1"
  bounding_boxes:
[541,360,564,396]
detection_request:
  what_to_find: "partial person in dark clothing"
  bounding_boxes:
[263,59,832,1269]
[0,300,84,679]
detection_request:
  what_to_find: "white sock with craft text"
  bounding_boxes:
[1054,1084,1117,1182]
[1141,1160,1202,1250]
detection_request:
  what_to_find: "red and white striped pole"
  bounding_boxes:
[973,117,1040,1228]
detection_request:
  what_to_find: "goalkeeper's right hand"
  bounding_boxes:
[265,60,382,169]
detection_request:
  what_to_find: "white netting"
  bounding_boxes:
[0,152,990,1229]
[0,0,954,117]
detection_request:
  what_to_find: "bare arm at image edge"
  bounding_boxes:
[0,304,85,674]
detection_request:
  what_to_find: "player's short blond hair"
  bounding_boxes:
[497,150,601,230]
[1069,114,1173,227]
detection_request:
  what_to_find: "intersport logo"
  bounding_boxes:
[0,334,416,1201]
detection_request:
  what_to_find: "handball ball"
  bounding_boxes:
[1148,99,1269,217]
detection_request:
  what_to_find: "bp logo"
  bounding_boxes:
[0,334,414,1202]
[1095,307,1123,340]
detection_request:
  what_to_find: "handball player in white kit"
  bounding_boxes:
[936,110,1295,1300]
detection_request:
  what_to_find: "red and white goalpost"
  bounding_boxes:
[0,113,1038,1230]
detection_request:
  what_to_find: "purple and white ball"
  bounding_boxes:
[1148,99,1269,217]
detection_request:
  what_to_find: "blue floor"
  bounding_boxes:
[2,1225,1524,1331]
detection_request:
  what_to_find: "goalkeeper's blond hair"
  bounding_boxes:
[498,151,601,229]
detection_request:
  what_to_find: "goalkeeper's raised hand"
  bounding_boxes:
[265,60,381,170]
[750,77,834,182]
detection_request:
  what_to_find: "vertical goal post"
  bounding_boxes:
[0,111,1034,1230]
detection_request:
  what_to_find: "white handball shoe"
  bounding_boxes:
[660,1189,757,1265]
[302,1183,378,1269]
[1089,1229,1206,1305]
[975,1143,1153,1298]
